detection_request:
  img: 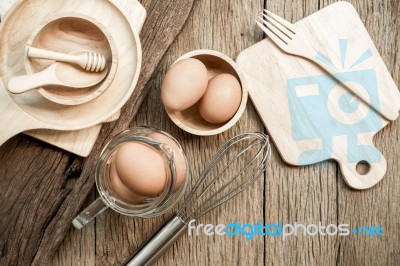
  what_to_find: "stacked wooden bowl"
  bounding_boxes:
[24,13,118,106]
[0,0,146,156]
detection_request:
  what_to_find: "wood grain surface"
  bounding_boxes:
[237,2,393,189]
[52,0,399,265]
[0,0,195,265]
[1,0,399,266]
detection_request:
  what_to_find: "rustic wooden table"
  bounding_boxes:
[31,0,400,265]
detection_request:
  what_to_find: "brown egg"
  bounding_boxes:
[114,142,166,197]
[148,132,186,192]
[198,73,242,124]
[161,58,208,111]
[109,158,146,204]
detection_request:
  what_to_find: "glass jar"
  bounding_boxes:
[72,127,189,229]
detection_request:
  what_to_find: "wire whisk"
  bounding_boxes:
[178,132,270,221]
[125,132,271,266]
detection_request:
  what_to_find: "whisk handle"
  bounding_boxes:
[124,215,187,266]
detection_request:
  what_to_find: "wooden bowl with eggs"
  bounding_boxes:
[161,49,248,136]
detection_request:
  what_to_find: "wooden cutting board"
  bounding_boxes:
[0,1,195,265]
[236,2,399,190]
[0,0,146,157]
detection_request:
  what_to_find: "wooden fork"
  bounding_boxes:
[256,9,398,121]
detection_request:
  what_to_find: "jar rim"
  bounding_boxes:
[95,126,189,217]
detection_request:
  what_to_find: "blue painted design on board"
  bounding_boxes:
[287,39,382,165]
[350,49,373,68]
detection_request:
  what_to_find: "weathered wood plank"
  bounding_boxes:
[262,1,339,265]
[28,0,400,265]
[52,191,96,266]
[93,0,266,265]
[263,0,400,265]
[0,0,195,265]
[336,0,400,265]
[52,0,265,265]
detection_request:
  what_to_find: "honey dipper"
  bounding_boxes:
[27,46,107,72]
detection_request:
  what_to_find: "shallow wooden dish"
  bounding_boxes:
[0,0,141,146]
[25,13,118,105]
[166,49,248,136]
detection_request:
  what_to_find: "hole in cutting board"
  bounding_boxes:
[356,160,370,175]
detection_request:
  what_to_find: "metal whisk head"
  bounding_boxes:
[177,132,271,222]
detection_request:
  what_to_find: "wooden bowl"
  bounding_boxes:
[165,49,248,136]
[0,0,142,145]
[25,13,118,105]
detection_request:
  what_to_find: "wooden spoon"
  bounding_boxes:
[7,61,108,94]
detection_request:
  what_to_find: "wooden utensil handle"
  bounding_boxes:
[7,71,50,94]
[307,54,398,121]
[28,47,78,65]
